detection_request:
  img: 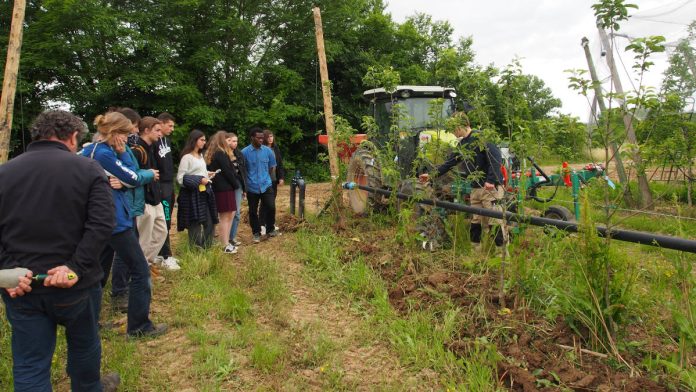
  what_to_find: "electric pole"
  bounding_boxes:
[0,0,26,163]
[597,26,653,209]
[581,37,633,207]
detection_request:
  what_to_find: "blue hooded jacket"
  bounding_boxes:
[81,142,155,234]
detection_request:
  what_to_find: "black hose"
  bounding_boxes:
[343,182,696,254]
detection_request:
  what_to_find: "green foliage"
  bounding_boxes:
[592,0,638,31]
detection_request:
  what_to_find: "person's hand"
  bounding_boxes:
[418,173,430,183]
[44,266,79,289]
[152,169,160,181]
[278,179,284,186]
[201,177,210,185]
[484,182,496,191]
[109,176,123,190]
[208,171,218,179]
[5,270,33,298]
[112,137,126,154]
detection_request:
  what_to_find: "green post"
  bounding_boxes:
[571,171,581,220]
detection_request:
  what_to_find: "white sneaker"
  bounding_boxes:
[161,257,181,271]
[154,256,165,265]
[260,226,267,235]
[223,244,238,254]
[231,239,242,246]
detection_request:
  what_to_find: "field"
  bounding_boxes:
[1,181,695,391]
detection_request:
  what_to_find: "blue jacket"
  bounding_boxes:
[122,146,147,217]
[81,142,155,234]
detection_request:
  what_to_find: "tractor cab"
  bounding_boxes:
[363,86,458,175]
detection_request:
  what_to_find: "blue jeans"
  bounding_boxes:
[99,229,155,335]
[2,284,103,391]
[229,188,243,242]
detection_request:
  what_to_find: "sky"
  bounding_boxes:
[385,0,696,120]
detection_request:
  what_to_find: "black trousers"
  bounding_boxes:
[158,181,175,258]
[248,187,276,235]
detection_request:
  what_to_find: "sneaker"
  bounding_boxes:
[231,238,242,246]
[223,244,238,254]
[260,226,267,235]
[154,255,165,265]
[128,323,168,339]
[252,234,261,243]
[161,257,181,271]
[268,230,280,238]
[101,372,121,392]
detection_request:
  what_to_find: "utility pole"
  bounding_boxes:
[0,0,26,164]
[597,27,653,209]
[581,37,632,207]
[312,7,340,183]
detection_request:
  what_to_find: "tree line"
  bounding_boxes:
[0,0,572,176]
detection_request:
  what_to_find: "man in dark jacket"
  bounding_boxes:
[155,112,180,269]
[420,112,506,251]
[0,110,119,391]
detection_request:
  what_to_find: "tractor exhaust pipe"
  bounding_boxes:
[342,182,696,254]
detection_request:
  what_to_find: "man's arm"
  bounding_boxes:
[484,142,503,186]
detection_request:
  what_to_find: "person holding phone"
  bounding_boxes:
[205,131,240,254]
[176,130,219,248]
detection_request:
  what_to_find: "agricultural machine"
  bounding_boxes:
[319,85,606,245]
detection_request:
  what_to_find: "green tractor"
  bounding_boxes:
[344,85,459,213]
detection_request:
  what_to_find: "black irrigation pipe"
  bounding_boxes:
[343,182,696,254]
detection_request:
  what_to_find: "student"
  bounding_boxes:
[177,130,219,248]
[260,129,284,235]
[0,110,120,391]
[242,127,277,243]
[227,132,247,246]
[82,111,167,338]
[132,117,178,270]
[205,131,240,253]
[155,112,180,267]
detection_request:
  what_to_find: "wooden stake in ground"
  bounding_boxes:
[0,0,26,164]
[313,7,339,182]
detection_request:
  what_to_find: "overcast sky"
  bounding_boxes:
[385,0,696,119]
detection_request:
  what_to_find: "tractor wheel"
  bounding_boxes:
[543,205,575,221]
[346,146,384,214]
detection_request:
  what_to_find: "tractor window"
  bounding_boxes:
[372,97,455,135]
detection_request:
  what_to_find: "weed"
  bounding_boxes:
[219,288,252,324]
[250,334,286,373]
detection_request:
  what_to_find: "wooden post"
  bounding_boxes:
[0,0,26,163]
[581,37,633,207]
[313,7,340,182]
[598,27,653,209]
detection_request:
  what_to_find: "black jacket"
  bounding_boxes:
[436,130,503,188]
[233,148,248,192]
[270,144,285,182]
[0,141,114,293]
[132,138,162,205]
[155,136,175,183]
[207,150,241,193]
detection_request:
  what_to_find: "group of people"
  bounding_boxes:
[0,109,285,391]
[175,126,285,252]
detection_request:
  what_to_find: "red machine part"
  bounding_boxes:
[317,134,368,163]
